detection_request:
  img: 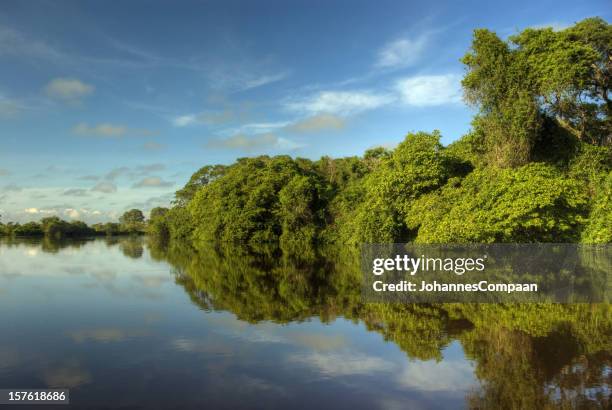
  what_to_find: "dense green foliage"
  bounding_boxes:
[0,216,96,238]
[187,156,327,246]
[156,128,610,245]
[462,17,611,166]
[119,208,146,233]
[406,164,589,243]
[150,18,610,246]
[146,207,170,237]
[0,209,149,238]
[155,133,610,246]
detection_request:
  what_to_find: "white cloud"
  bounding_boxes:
[103,164,165,181]
[286,113,346,133]
[207,133,272,150]
[3,184,22,193]
[91,182,117,194]
[137,163,165,173]
[242,72,288,90]
[376,35,428,69]
[0,26,63,60]
[287,352,395,376]
[73,122,126,138]
[78,175,100,181]
[171,109,241,128]
[395,74,462,106]
[132,177,174,188]
[239,122,290,133]
[287,90,394,115]
[21,207,59,216]
[72,123,154,138]
[142,141,164,151]
[125,193,174,213]
[0,96,25,118]
[62,188,89,197]
[287,333,348,351]
[104,167,131,180]
[207,67,289,92]
[275,137,305,150]
[215,121,290,138]
[65,208,80,219]
[200,110,239,125]
[207,133,303,152]
[396,359,476,392]
[68,328,147,343]
[44,78,94,102]
[172,114,197,127]
[43,361,91,388]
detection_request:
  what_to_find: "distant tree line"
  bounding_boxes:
[0,209,147,238]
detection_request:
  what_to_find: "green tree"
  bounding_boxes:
[119,209,145,234]
[189,156,325,245]
[461,18,611,166]
[147,207,170,238]
[41,216,70,238]
[278,175,321,247]
[348,131,451,243]
[462,29,542,166]
[174,164,226,206]
[14,221,43,236]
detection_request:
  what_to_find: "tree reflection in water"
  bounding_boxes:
[147,237,611,410]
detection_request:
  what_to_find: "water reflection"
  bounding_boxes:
[0,236,609,409]
[148,238,611,409]
[43,360,92,389]
[119,237,144,259]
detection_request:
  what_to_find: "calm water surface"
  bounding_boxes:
[0,237,609,409]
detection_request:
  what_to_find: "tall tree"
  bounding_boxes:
[119,209,145,234]
[462,18,611,167]
[174,165,226,206]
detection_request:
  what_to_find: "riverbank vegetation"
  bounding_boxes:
[148,18,611,246]
[0,209,146,238]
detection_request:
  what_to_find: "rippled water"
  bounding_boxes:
[0,237,609,409]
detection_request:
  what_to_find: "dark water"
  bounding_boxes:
[0,237,609,409]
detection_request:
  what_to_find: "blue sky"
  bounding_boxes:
[0,0,609,223]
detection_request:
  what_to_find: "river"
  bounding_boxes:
[0,237,609,409]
